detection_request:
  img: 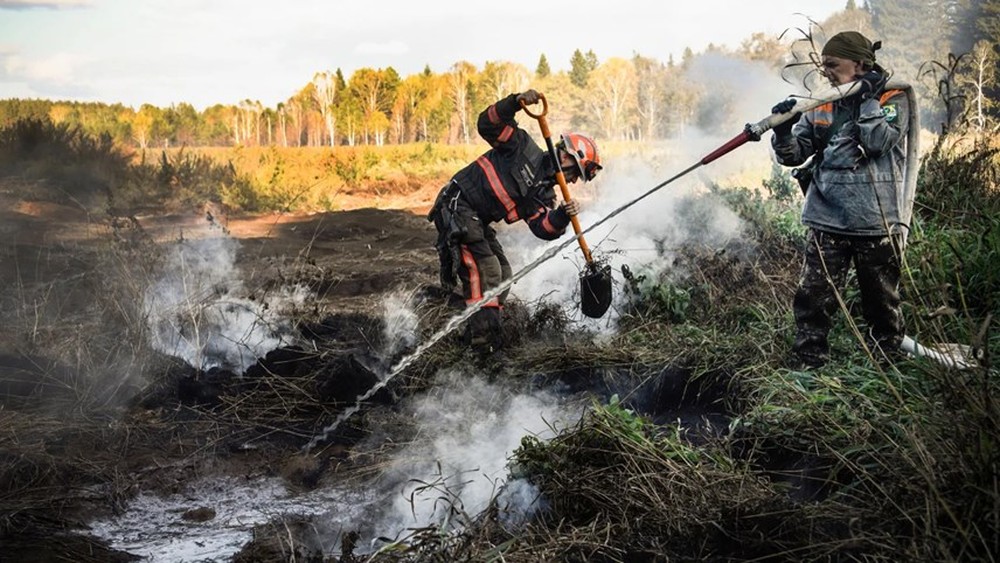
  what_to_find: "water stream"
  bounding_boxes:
[89,374,582,562]
[301,160,704,452]
[301,230,583,452]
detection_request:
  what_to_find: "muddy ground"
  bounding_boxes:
[0,197,445,561]
[0,193,730,562]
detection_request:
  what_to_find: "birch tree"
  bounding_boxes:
[632,55,668,140]
[447,61,477,144]
[416,73,450,142]
[276,102,289,147]
[132,104,158,149]
[294,83,319,146]
[312,71,337,146]
[348,67,400,145]
[284,96,304,147]
[586,57,637,140]
[392,73,429,143]
[480,61,531,101]
[957,40,999,131]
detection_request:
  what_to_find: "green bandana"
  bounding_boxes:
[822,31,879,66]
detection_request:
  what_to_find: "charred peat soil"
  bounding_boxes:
[3,187,992,562]
[0,194,773,562]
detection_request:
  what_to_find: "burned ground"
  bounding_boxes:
[6,178,976,563]
[0,193,749,561]
[0,199,444,559]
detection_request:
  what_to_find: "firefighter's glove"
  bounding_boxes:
[771,99,799,136]
[856,70,887,100]
[517,89,541,106]
[771,99,797,115]
[561,199,580,217]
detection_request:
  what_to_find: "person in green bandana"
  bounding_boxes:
[770,31,912,368]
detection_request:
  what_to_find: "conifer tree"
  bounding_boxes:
[569,49,590,87]
[536,54,551,78]
[335,69,347,99]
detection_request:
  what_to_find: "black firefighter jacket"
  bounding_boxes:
[451,93,572,241]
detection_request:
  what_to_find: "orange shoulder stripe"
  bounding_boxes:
[487,104,500,124]
[879,89,904,105]
[475,156,519,223]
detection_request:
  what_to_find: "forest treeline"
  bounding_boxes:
[1,0,997,149]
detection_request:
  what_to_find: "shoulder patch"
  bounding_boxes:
[882,104,898,122]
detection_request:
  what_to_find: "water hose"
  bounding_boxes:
[302,79,929,451]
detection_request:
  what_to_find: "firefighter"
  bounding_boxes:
[427,89,602,354]
[770,31,911,368]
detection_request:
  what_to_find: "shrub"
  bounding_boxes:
[910,135,1000,318]
[0,118,130,210]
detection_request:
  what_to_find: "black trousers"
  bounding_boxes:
[792,229,904,364]
[430,187,512,350]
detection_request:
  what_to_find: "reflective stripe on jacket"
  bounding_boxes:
[772,89,910,236]
[450,94,571,241]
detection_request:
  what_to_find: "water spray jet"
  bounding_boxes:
[301,78,924,452]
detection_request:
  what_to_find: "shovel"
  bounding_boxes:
[521,93,613,318]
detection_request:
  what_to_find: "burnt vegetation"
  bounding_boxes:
[0,101,998,563]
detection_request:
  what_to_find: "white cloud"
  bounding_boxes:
[22,51,86,83]
[0,47,95,97]
[1,51,20,75]
[354,40,410,56]
[0,0,850,108]
[0,0,91,9]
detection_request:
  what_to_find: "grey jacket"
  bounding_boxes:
[772,89,910,236]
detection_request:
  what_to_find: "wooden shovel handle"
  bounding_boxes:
[520,93,593,264]
[519,93,548,119]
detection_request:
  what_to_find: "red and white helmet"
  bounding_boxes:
[558,132,602,182]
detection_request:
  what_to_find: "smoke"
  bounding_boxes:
[143,236,309,373]
[363,371,580,546]
[500,53,798,330]
[685,52,794,137]
[495,477,546,529]
[378,290,420,361]
[501,154,745,332]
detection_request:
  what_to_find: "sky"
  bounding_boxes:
[0,0,848,110]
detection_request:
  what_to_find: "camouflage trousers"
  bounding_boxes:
[792,230,904,366]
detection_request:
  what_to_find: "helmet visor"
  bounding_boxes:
[560,133,588,181]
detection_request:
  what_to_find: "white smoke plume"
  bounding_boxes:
[143,236,309,373]
[379,290,420,361]
[501,154,745,332]
[500,53,797,330]
[367,371,581,545]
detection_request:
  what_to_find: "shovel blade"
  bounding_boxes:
[580,264,613,318]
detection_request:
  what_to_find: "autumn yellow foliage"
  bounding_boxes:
[149,143,482,213]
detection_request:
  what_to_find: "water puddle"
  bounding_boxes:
[89,374,587,561]
[88,477,374,562]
